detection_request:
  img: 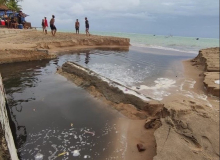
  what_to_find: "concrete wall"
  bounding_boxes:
[0,74,19,160]
[62,62,165,116]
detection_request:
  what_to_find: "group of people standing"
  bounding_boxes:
[42,15,56,36]
[75,17,90,36]
[42,15,90,36]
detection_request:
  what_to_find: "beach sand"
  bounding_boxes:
[0,29,129,64]
[0,29,219,160]
[154,56,219,160]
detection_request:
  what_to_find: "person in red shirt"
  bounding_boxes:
[44,17,48,34]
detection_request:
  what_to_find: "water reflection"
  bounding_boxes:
[85,52,90,64]
[0,57,125,160]
[6,98,27,153]
[0,60,51,152]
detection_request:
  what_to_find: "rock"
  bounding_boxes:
[180,121,188,129]
[137,143,146,152]
[145,118,162,129]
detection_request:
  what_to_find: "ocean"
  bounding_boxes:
[91,31,219,54]
[44,28,219,54]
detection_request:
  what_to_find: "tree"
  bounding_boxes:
[6,0,22,11]
[0,0,22,11]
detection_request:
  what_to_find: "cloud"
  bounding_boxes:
[19,0,219,37]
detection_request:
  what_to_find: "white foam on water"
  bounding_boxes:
[215,80,220,84]
[133,78,176,101]
[72,150,80,157]
[34,153,43,160]
[131,43,198,54]
[18,124,121,159]
[89,63,154,86]
[188,80,196,88]
[180,80,213,107]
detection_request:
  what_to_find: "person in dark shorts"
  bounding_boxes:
[75,19,80,34]
[50,15,57,36]
[85,17,90,36]
[42,19,45,32]
[17,11,23,24]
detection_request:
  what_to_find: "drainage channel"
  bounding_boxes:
[0,47,194,159]
[0,57,127,160]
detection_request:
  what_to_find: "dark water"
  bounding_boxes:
[0,59,123,160]
[0,48,194,159]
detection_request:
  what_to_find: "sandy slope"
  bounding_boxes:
[154,48,219,160]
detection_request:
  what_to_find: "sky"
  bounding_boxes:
[20,0,219,38]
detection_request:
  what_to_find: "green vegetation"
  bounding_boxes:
[0,0,22,11]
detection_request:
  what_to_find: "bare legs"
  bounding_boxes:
[51,29,56,36]
[54,29,56,36]
[86,28,90,36]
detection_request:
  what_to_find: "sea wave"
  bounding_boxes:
[131,43,198,54]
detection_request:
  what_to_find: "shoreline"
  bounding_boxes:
[0,29,219,160]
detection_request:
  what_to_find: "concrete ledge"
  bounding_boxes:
[0,74,19,160]
[62,61,165,117]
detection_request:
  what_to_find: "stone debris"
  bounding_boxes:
[137,143,146,152]
[145,118,162,129]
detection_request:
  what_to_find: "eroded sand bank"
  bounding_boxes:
[0,29,129,64]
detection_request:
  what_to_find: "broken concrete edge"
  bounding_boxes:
[60,61,172,119]
[61,61,166,114]
[0,74,19,160]
[0,124,10,160]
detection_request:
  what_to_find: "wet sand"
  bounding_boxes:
[154,50,219,160]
